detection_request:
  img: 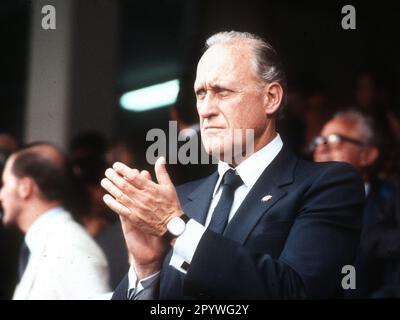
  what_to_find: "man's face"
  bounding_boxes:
[0,158,22,226]
[313,118,366,170]
[194,43,269,163]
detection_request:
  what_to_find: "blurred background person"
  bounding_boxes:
[0,142,110,299]
[168,105,216,185]
[101,136,136,288]
[352,71,400,178]
[106,136,136,168]
[69,132,129,288]
[69,132,111,236]
[313,110,381,184]
[276,85,307,157]
[0,133,19,155]
[312,110,398,297]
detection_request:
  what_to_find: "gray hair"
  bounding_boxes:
[205,31,287,109]
[333,109,377,145]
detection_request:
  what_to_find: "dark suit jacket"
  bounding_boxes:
[112,146,364,299]
[347,179,397,298]
[360,181,400,297]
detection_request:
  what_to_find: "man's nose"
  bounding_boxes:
[197,92,219,118]
[314,145,329,161]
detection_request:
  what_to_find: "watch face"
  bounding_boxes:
[167,216,186,237]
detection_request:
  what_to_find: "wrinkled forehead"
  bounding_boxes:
[195,43,256,86]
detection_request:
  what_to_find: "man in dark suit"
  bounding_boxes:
[101,31,364,299]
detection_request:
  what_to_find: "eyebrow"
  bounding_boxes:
[212,85,233,92]
[195,83,233,94]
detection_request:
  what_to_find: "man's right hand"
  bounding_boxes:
[103,170,169,280]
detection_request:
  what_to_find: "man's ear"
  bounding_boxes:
[17,177,35,200]
[263,82,283,116]
[360,146,379,167]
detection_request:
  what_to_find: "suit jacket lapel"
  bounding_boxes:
[224,146,297,244]
[182,172,219,225]
[111,274,129,300]
[162,147,297,299]
[161,173,218,299]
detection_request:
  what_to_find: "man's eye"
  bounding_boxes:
[196,89,206,99]
[215,88,232,97]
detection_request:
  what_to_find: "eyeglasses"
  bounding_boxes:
[310,133,366,152]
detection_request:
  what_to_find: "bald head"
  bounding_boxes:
[9,143,68,202]
[24,144,66,167]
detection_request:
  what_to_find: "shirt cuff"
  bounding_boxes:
[169,219,206,274]
[127,264,160,298]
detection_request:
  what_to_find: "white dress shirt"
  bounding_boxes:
[170,133,283,272]
[126,264,160,299]
[127,133,283,295]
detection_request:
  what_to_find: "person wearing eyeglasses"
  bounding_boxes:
[313,109,398,298]
[312,110,379,183]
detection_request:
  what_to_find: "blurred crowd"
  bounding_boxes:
[281,70,400,297]
[0,70,400,299]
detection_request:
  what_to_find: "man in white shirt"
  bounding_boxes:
[102,31,364,299]
[0,143,110,299]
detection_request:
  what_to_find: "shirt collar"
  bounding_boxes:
[25,206,65,253]
[214,133,283,197]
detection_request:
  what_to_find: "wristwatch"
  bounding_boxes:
[165,214,190,242]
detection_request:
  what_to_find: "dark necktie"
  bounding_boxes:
[18,241,30,280]
[208,169,243,234]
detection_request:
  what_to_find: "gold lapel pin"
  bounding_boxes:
[261,195,273,202]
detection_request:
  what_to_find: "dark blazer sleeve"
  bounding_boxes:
[362,186,400,260]
[183,163,364,299]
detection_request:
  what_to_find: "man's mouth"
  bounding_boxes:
[204,126,225,131]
